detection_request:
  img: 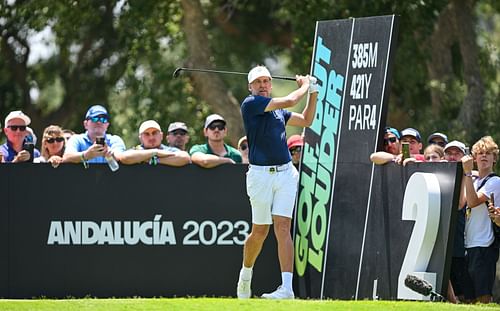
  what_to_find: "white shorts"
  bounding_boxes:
[246,162,299,225]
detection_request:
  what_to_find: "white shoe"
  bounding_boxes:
[237,278,252,299]
[261,286,294,299]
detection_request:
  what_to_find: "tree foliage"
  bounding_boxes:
[0,0,499,150]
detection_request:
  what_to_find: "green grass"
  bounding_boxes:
[0,298,498,311]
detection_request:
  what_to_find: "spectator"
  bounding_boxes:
[444,140,467,162]
[427,132,448,148]
[423,144,444,162]
[238,136,249,164]
[369,126,401,165]
[442,139,475,303]
[62,129,75,142]
[287,134,303,168]
[400,128,425,161]
[461,136,500,303]
[63,105,125,166]
[36,125,66,168]
[189,114,242,168]
[0,110,40,163]
[166,122,190,151]
[118,120,190,166]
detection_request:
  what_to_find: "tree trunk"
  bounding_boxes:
[452,0,484,140]
[180,0,245,146]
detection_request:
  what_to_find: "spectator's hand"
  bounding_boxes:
[394,153,403,165]
[403,157,417,166]
[461,154,474,173]
[85,143,107,160]
[488,202,500,225]
[13,150,30,163]
[157,149,175,158]
[222,157,236,164]
[47,155,64,168]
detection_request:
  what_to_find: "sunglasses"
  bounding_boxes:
[290,146,302,155]
[46,137,65,144]
[240,144,248,151]
[430,140,446,148]
[384,137,397,145]
[8,125,27,131]
[87,116,109,123]
[170,130,187,136]
[208,123,226,131]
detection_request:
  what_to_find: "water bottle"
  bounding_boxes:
[105,153,119,172]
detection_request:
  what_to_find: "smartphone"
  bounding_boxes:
[402,142,410,159]
[22,135,35,162]
[95,136,105,145]
[464,147,470,156]
[491,193,495,206]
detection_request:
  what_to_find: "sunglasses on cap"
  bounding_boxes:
[384,137,397,145]
[46,137,65,144]
[7,125,27,131]
[208,123,225,131]
[87,116,109,123]
[240,143,248,151]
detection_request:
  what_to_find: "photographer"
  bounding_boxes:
[0,110,40,163]
[63,105,125,165]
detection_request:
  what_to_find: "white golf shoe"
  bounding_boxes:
[261,286,295,299]
[237,278,252,299]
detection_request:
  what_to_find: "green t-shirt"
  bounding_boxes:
[189,143,242,163]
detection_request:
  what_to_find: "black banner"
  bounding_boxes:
[0,164,280,298]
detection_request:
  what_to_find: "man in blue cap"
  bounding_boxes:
[369,126,401,165]
[63,105,125,166]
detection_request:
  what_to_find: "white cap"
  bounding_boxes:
[248,66,272,83]
[5,110,31,126]
[444,140,466,154]
[204,114,226,129]
[139,120,162,135]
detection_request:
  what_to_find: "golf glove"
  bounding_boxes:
[309,76,319,94]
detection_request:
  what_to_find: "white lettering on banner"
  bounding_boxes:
[47,216,250,246]
[348,41,379,131]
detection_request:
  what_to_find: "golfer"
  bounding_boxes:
[237,65,318,299]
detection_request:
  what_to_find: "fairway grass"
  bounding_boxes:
[0,298,499,311]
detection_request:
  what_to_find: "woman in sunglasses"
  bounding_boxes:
[36,125,66,167]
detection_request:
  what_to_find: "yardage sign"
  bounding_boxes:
[294,15,399,299]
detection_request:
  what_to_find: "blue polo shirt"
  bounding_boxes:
[241,95,291,166]
[0,141,40,163]
[65,132,126,163]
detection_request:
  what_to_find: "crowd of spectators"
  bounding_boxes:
[0,107,303,169]
[370,126,500,304]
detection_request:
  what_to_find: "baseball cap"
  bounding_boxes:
[85,105,108,119]
[401,128,422,142]
[385,127,400,139]
[238,136,247,149]
[444,140,466,154]
[427,132,448,144]
[204,114,226,129]
[287,134,303,150]
[248,66,272,83]
[5,110,31,126]
[139,120,162,135]
[168,122,188,133]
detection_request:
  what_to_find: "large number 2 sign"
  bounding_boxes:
[397,173,441,300]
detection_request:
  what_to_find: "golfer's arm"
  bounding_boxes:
[265,84,309,111]
[287,92,318,127]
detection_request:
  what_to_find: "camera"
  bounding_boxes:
[95,136,105,146]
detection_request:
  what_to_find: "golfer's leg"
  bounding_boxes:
[243,224,270,267]
[273,215,293,272]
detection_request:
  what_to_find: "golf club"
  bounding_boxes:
[172,67,296,81]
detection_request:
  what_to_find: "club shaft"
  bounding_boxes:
[177,67,296,81]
